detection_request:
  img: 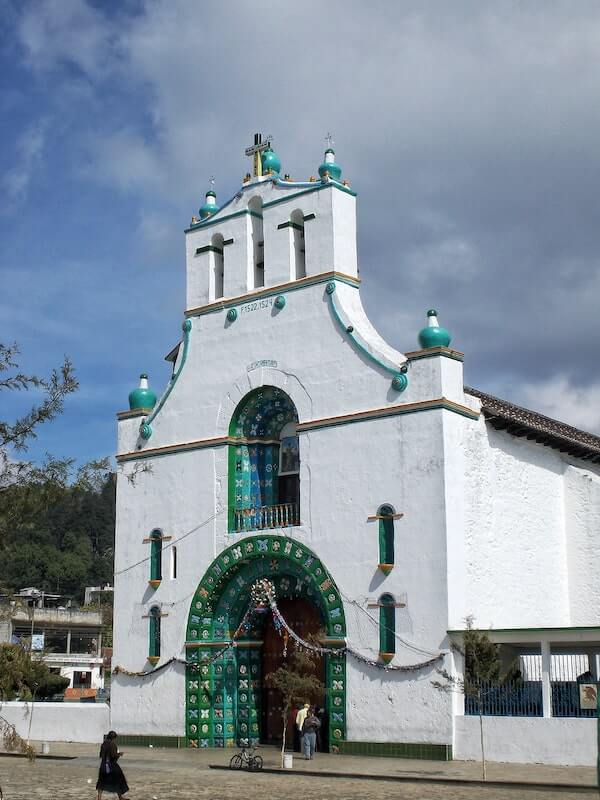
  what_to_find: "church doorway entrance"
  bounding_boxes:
[260,596,325,747]
[185,535,347,752]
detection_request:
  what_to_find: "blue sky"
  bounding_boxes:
[2,0,600,470]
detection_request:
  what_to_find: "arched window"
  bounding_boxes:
[148,605,161,663]
[149,529,162,586]
[290,209,305,279]
[211,233,224,299]
[171,545,177,580]
[379,593,396,661]
[249,196,264,289]
[378,504,395,574]
[228,386,300,532]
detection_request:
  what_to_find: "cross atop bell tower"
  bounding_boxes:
[244,133,271,177]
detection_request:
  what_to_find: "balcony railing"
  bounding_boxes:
[233,503,299,533]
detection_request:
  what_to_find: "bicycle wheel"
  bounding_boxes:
[229,754,243,770]
[249,755,263,771]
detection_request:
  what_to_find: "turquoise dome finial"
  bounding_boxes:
[129,373,157,411]
[199,187,220,220]
[418,310,452,349]
[318,142,342,181]
[261,143,281,175]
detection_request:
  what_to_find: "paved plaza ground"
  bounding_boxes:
[0,743,596,800]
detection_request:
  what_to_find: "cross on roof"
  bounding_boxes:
[244,133,272,177]
[325,132,334,149]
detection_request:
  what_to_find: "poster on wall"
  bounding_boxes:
[30,634,45,651]
[279,437,299,474]
[579,683,597,710]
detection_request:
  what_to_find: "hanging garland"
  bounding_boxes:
[112,577,443,677]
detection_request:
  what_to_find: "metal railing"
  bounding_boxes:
[465,681,543,717]
[233,503,299,532]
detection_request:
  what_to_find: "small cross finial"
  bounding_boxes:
[209,176,215,189]
[325,132,334,149]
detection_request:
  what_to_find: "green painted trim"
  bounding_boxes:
[185,272,360,319]
[150,531,162,582]
[448,625,600,635]
[337,741,452,761]
[378,513,395,570]
[141,319,192,435]
[327,282,406,385]
[379,595,395,655]
[111,736,452,759]
[222,238,234,246]
[263,181,356,208]
[117,735,186,749]
[185,208,262,233]
[195,245,223,256]
[303,213,316,222]
[116,399,480,463]
[149,608,161,659]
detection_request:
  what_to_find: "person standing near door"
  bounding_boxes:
[295,702,309,746]
[302,707,321,760]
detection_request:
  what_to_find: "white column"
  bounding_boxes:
[452,648,465,716]
[541,640,552,718]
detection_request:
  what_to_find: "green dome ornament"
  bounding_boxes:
[129,374,157,411]
[261,144,281,175]
[418,310,452,349]
[199,189,220,220]
[318,148,342,181]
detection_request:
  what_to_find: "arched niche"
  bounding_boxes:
[248,196,264,289]
[228,386,300,533]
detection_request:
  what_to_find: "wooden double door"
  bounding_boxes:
[260,597,325,746]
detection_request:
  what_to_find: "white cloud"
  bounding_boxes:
[518,377,600,435]
[17,0,117,78]
[3,118,49,209]
[403,235,482,285]
[80,128,165,193]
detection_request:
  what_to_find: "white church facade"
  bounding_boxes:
[112,135,600,762]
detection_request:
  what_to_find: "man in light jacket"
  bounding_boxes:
[295,702,310,743]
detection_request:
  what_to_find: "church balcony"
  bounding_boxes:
[233,503,299,533]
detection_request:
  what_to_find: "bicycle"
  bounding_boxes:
[229,745,263,771]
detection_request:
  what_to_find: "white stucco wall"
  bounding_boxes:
[565,465,600,626]
[0,702,109,744]
[463,421,571,629]
[454,715,597,766]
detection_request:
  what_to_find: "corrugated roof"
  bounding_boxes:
[465,386,600,463]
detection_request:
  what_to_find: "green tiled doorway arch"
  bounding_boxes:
[185,534,347,751]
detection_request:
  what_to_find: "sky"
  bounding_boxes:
[1,0,600,470]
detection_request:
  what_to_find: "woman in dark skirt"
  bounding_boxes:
[96,731,129,799]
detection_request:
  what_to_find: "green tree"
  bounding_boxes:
[0,341,115,603]
[432,617,504,781]
[0,342,78,496]
[0,643,68,701]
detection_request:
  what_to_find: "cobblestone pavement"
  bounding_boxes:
[0,744,595,800]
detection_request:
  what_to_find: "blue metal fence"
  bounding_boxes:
[465,681,543,717]
[465,680,597,718]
